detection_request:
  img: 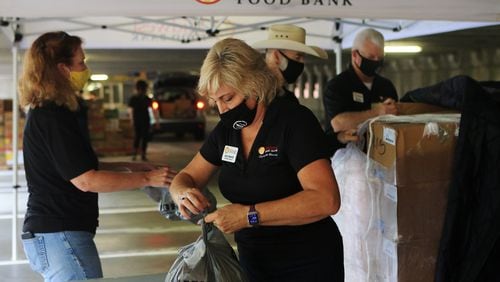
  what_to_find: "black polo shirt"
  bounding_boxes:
[200,97,336,240]
[279,87,299,104]
[23,102,99,233]
[323,64,398,153]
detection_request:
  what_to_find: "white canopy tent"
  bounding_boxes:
[1,0,499,50]
[0,0,498,264]
[1,0,499,21]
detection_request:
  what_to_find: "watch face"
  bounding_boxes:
[248,212,259,225]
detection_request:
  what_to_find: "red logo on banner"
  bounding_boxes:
[195,0,221,4]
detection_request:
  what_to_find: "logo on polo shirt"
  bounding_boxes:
[257,146,279,159]
[233,120,248,130]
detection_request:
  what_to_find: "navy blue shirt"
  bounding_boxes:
[23,102,99,233]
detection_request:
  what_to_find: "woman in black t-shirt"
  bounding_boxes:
[18,31,175,282]
[169,38,344,281]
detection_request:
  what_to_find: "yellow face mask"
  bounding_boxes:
[69,68,91,91]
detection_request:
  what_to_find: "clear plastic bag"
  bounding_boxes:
[165,222,248,282]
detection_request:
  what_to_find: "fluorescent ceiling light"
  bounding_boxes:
[384,45,422,53]
[91,74,109,81]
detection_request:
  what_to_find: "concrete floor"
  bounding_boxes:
[0,134,232,282]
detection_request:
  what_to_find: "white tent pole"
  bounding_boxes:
[333,20,343,75]
[11,42,19,261]
[335,44,342,75]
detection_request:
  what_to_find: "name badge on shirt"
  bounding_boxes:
[222,145,238,163]
[353,92,364,103]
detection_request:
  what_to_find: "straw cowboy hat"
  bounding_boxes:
[252,24,328,59]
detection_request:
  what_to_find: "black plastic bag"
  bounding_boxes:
[165,222,248,282]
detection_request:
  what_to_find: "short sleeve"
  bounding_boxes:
[285,106,330,172]
[199,123,223,166]
[374,77,399,102]
[323,77,351,123]
[41,112,97,180]
[387,80,399,101]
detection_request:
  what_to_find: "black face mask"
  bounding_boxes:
[279,51,305,84]
[356,50,384,77]
[219,100,257,130]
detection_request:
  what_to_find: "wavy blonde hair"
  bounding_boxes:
[19,31,82,111]
[198,38,279,106]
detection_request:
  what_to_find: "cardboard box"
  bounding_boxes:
[395,102,456,115]
[369,120,458,185]
[368,114,460,282]
[0,100,13,113]
[334,112,461,282]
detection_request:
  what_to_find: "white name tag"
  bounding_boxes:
[352,92,364,103]
[221,145,239,163]
[383,127,396,146]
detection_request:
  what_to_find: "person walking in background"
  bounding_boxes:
[253,24,328,103]
[323,28,398,155]
[169,38,344,281]
[18,31,175,282]
[128,79,158,161]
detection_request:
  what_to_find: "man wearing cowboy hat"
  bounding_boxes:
[253,24,328,103]
[323,28,398,154]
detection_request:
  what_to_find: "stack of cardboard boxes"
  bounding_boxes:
[0,100,24,169]
[333,103,460,282]
[0,98,134,171]
[86,99,134,157]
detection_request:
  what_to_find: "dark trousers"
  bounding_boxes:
[133,123,151,156]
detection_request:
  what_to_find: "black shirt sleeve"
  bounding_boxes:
[323,75,352,154]
[323,76,351,126]
[40,110,97,180]
[200,123,224,167]
[372,76,399,102]
[285,105,330,172]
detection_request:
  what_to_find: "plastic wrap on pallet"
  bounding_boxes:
[332,113,460,282]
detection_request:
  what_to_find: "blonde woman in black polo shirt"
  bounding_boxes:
[169,38,344,281]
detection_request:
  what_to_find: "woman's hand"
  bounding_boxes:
[175,188,211,220]
[145,167,176,187]
[204,203,248,234]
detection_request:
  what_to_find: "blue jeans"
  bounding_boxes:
[22,231,103,282]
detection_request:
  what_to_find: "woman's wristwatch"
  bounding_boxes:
[247,205,259,227]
